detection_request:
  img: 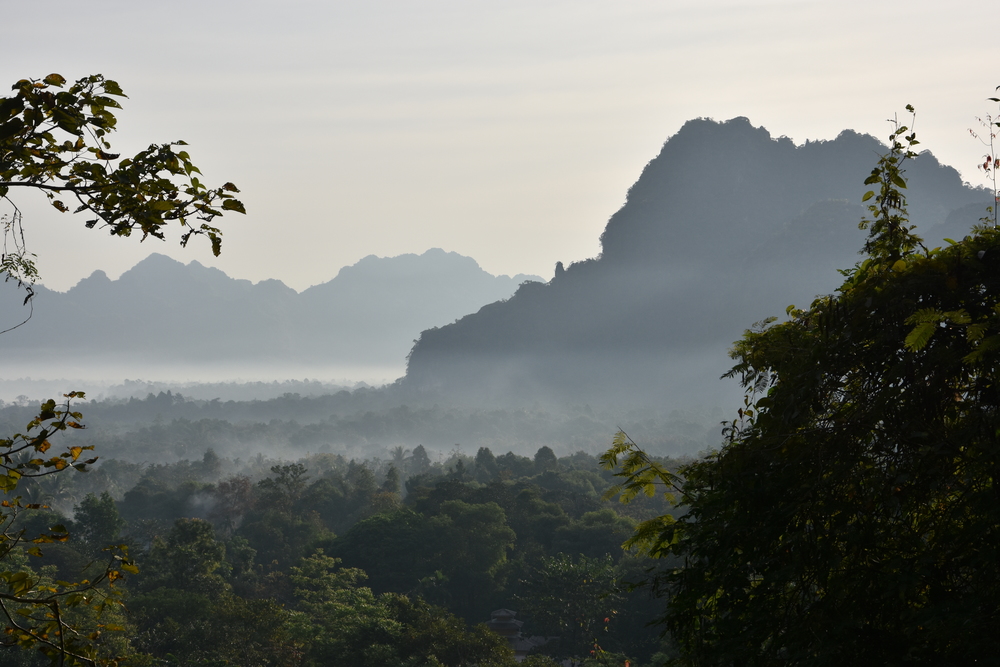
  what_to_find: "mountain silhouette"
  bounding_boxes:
[0,249,539,378]
[400,117,992,408]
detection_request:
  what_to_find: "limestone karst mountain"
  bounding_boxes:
[400,117,991,408]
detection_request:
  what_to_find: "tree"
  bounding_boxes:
[533,446,558,474]
[515,553,623,661]
[604,107,1000,665]
[129,519,296,666]
[1,73,243,665]
[474,446,499,483]
[411,445,432,474]
[71,492,125,557]
[140,518,228,595]
[287,550,514,667]
[427,500,516,618]
[326,508,435,593]
[1,74,244,304]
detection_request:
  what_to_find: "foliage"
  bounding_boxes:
[139,518,227,595]
[129,518,296,666]
[2,550,138,667]
[425,500,516,617]
[0,396,136,666]
[70,493,125,558]
[131,587,294,666]
[533,446,558,474]
[0,73,244,291]
[288,550,515,667]
[236,464,333,569]
[969,87,1000,227]
[516,553,623,660]
[599,430,681,557]
[605,108,1000,665]
[550,509,636,561]
[858,105,923,260]
[1,72,242,664]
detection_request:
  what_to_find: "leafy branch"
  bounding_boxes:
[0,394,137,666]
[599,431,681,557]
[0,73,245,291]
[969,86,1000,227]
[859,105,924,262]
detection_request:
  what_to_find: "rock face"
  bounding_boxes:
[0,249,539,378]
[401,117,991,408]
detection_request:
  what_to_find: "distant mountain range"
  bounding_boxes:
[400,117,993,409]
[0,249,540,380]
[3,117,992,414]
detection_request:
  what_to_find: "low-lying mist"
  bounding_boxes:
[0,379,729,471]
[0,364,403,403]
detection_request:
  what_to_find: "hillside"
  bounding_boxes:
[401,117,991,408]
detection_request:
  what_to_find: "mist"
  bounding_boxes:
[2,116,993,471]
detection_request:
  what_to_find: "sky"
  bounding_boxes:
[2,0,996,293]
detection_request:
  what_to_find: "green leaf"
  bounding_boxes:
[904,321,937,352]
[102,79,125,96]
[967,323,987,342]
[221,198,246,213]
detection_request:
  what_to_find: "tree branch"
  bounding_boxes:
[0,182,100,194]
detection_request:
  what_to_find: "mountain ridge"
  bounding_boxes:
[400,117,992,408]
[0,249,541,379]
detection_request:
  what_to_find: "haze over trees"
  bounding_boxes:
[6,434,677,665]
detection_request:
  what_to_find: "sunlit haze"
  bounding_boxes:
[2,0,991,292]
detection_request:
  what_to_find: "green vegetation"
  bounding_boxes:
[604,106,1000,664]
[8,71,1000,667]
[4,445,679,665]
[1,73,244,293]
[1,72,244,665]
[0,396,138,666]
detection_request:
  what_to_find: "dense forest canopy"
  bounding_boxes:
[7,442,680,665]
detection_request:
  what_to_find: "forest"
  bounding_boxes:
[0,388,719,464]
[4,421,680,666]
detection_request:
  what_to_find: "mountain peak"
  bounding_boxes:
[403,117,989,407]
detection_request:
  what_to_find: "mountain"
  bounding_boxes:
[297,249,539,366]
[400,117,992,409]
[0,249,540,380]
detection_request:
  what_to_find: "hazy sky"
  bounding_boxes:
[2,0,994,292]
